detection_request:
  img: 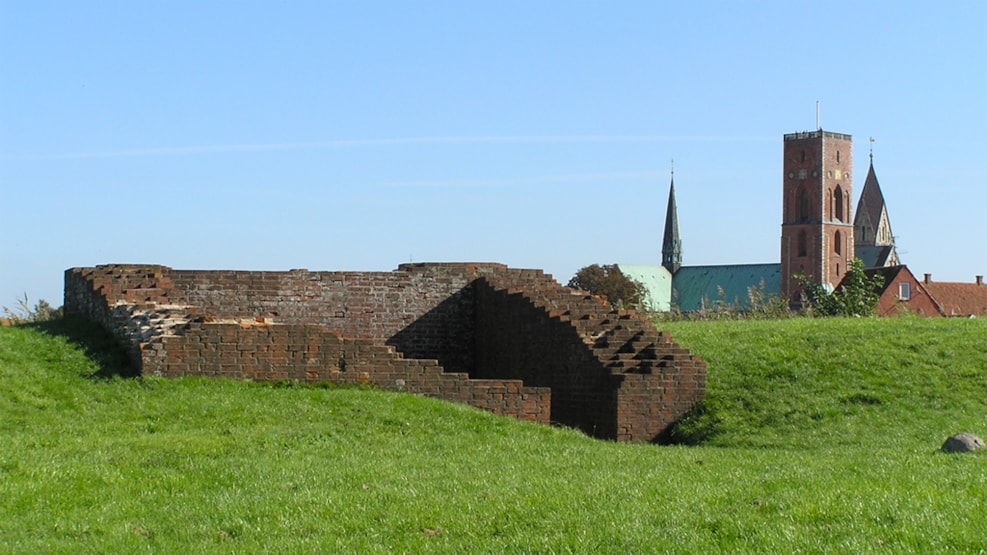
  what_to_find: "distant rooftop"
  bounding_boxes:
[923,278,987,317]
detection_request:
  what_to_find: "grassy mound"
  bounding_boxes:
[662,317,987,449]
[0,317,984,552]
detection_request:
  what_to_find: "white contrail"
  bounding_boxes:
[9,135,774,160]
[381,170,664,189]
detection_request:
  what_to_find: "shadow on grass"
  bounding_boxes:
[29,317,139,379]
[658,399,723,446]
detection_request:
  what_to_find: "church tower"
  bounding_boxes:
[780,130,854,304]
[853,151,899,268]
[662,173,682,274]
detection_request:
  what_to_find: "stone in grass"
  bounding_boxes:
[941,432,985,453]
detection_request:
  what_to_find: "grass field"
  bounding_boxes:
[1,316,985,553]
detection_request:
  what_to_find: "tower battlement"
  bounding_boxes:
[784,130,853,142]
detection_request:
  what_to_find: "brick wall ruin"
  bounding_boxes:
[64,262,705,443]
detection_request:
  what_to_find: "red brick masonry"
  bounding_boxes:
[64,263,705,442]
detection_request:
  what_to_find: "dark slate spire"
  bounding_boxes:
[853,152,900,268]
[854,157,893,247]
[661,170,682,274]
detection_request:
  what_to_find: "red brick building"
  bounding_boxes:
[862,266,941,317]
[856,267,987,317]
[780,130,855,306]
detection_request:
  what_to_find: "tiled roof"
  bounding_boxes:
[923,281,987,317]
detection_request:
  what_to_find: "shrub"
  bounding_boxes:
[3,293,63,323]
[795,258,883,317]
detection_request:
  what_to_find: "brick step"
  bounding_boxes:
[607,350,689,362]
[591,331,646,348]
[481,272,684,376]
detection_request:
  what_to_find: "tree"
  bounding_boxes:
[567,264,645,309]
[795,258,884,317]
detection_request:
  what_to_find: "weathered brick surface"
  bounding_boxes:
[64,262,703,442]
[474,270,706,440]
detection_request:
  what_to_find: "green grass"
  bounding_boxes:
[662,317,987,451]
[1,317,985,553]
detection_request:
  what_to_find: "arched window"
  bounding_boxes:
[798,230,807,257]
[834,185,845,221]
[797,188,809,220]
[835,230,842,255]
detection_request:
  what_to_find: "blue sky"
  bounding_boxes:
[2,1,985,308]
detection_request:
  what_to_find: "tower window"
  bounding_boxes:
[801,150,805,163]
[798,230,807,257]
[797,188,810,220]
[899,282,911,301]
[834,185,845,221]
[837,150,841,164]
[835,231,842,256]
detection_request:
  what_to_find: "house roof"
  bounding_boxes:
[672,263,781,312]
[858,265,903,290]
[923,280,987,317]
[856,265,915,296]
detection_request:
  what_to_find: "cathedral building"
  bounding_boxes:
[619,128,904,313]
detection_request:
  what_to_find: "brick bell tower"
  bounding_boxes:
[780,130,854,306]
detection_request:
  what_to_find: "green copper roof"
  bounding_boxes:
[672,264,781,312]
[616,264,673,312]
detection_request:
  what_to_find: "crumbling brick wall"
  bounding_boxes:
[139,320,549,423]
[473,275,618,437]
[64,262,704,442]
[473,270,706,441]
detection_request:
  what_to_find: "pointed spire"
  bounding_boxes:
[662,163,682,274]
[855,153,890,243]
[853,152,899,267]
